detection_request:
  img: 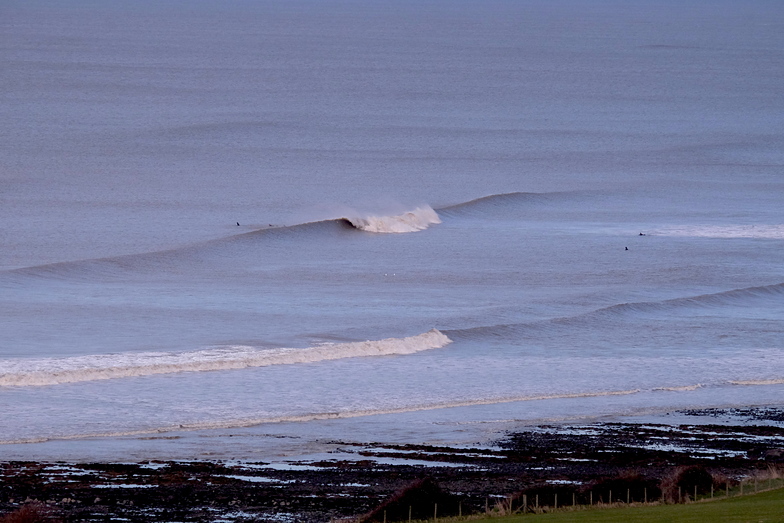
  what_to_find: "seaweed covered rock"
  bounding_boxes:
[0,503,60,523]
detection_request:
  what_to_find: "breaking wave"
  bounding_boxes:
[2,192,578,281]
[0,329,451,388]
[344,206,441,233]
[2,206,443,281]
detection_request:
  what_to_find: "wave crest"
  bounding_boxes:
[0,329,451,388]
[345,206,441,233]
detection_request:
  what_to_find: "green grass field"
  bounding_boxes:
[486,487,784,523]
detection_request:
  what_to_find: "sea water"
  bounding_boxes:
[1,0,783,461]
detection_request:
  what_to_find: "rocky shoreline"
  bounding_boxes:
[3,407,784,522]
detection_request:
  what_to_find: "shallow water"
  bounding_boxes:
[1,0,783,460]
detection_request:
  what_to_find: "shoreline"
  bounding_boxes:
[3,407,784,522]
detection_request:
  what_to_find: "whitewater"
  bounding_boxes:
[0,329,451,387]
[1,0,782,461]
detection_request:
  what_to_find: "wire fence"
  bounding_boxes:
[334,475,784,523]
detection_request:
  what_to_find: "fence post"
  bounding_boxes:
[644,487,647,503]
[609,490,612,505]
[383,510,386,523]
[408,506,411,523]
[523,494,527,514]
[627,489,630,504]
[434,503,437,522]
[554,493,558,509]
[573,492,576,507]
[590,491,593,506]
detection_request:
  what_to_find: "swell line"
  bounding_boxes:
[437,191,585,212]
[1,191,570,278]
[1,206,441,280]
[2,191,579,280]
[448,282,784,340]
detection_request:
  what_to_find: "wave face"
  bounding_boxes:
[0,192,587,282]
[586,282,784,319]
[344,206,441,233]
[0,330,451,388]
[2,206,443,282]
[436,191,585,219]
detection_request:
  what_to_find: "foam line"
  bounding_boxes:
[5,381,783,445]
[0,388,642,445]
[653,384,704,392]
[0,329,451,388]
[654,224,784,239]
[731,379,784,386]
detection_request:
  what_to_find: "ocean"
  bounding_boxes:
[1,0,783,462]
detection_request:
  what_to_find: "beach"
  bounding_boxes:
[3,407,784,521]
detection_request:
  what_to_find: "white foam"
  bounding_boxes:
[731,379,784,386]
[222,475,296,484]
[0,329,451,387]
[0,388,644,445]
[93,484,155,489]
[346,206,441,233]
[654,224,784,239]
[653,384,704,392]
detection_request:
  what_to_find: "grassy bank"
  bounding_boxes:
[482,487,784,523]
